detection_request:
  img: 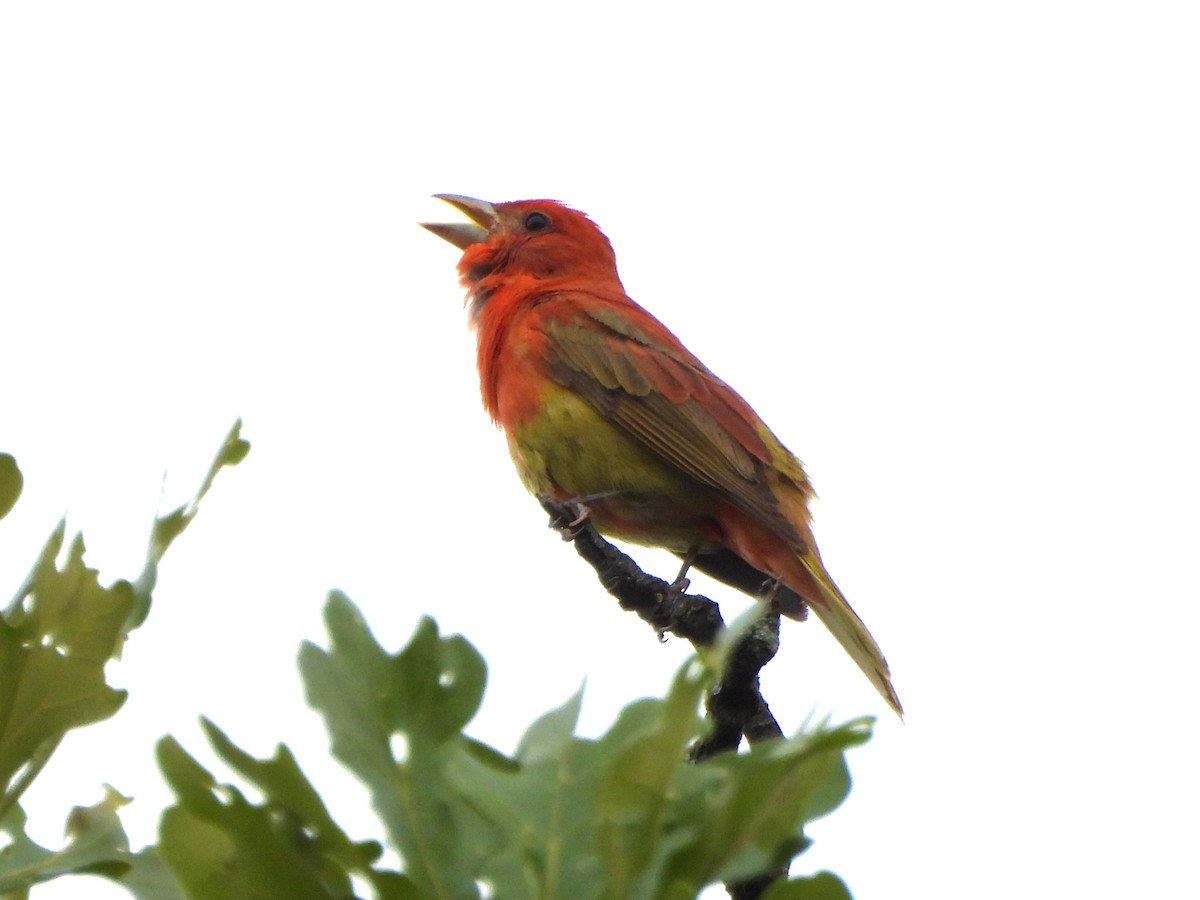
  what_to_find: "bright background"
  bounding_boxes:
[2,2,1198,898]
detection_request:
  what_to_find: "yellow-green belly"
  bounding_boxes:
[507,383,716,552]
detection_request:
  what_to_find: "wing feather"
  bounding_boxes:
[537,292,802,543]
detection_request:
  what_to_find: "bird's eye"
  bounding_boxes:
[524,211,551,232]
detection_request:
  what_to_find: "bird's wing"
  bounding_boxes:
[537,291,810,544]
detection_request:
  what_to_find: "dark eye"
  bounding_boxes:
[524,211,551,232]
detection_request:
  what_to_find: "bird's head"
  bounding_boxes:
[422,195,622,294]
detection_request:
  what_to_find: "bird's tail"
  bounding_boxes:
[796,548,903,717]
[714,504,903,716]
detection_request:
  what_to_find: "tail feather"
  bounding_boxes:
[714,503,902,716]
[799,550,903,717]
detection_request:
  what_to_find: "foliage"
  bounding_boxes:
[0,422,248,895]
[0,426,868,899]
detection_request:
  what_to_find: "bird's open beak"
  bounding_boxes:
[420,194,497,249]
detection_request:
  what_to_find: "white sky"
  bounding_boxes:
[2,2,1198,898]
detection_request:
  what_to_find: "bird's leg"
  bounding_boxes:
[671,545,700,593]
[762,577,808,621]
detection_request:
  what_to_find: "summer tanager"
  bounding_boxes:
[423,195,902,716]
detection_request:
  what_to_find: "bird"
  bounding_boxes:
[422,195,902,716]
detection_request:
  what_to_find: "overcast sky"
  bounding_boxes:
[2,2,1198,898]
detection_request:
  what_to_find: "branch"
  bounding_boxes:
[688,613,783,758]
[538,497,787,898]
[540,498,724,644]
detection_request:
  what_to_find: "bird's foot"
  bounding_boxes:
[539,492,619,542]
[541,498,589,541]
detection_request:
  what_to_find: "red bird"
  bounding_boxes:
[424,196,902,715]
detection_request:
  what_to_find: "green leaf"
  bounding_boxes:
[0,423,246,823]
[595,661,707,895]
[301,596,869,899]
[300,594,488,900]
[200,718,387,878]
[154,724,416,898]
[660,719,873,888]
[8,526,136,661]
[155,736,345,900]
[450,695,607,899]
[0,422,246,895]
[762,871,854,900]
[111,846,187,900]
[298,593,413,802]
[0,626,128,807]
[0,789,175,895]
[130,418,250,627]
[0,454,21,521]
[447,688,593,895]
[515,684,583,765]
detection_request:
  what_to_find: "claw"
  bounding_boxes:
[558,502,590,541]
[538,495,590,541]
[537,491,621,541]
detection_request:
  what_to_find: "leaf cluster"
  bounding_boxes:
[0,428,868,899]
[0,424,248,896]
